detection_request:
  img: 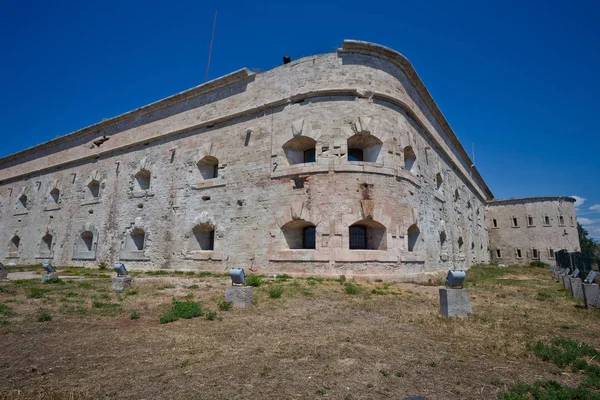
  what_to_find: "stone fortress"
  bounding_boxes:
[0,40,580,279]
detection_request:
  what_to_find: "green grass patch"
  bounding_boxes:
[130,311,140,320]
[499,380,600,399]
[78,282,94,289]
[205,310,217,320]
[218,300,233,311]
[268,285,284,299]
[275,274,292,282]
[159,299,204,324]
[344,282,362,295]
[246,275,263,287]
[43,277,65,285]
[37,310,53,322]
[28,287,50,299]
[0,304,15,317]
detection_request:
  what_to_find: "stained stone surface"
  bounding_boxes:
[112,276,133,291]
[0,269,7,280]
[439,288,472,317]
[582,283,599,309]
[40,273,58,283]
[569,277,583,299]
[225,286,253,307]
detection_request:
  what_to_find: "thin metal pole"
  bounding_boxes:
[204,10,218,83]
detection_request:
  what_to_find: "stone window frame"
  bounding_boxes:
[543,215,551,227]
[407,223,420,252]
[558,215,565,227]
[348,219,387,251]
[14,187,29,215]
[570,216,574,226]
[495,248,502,258]
[527,215,535,227]
[36,230,55,259]
[548,248,555,259]
[7,234,20,259]
[492,218,499,229]
[72,225,99,260]
[531,248,540,259]
[511,216,519,228]
[119,223,150,261]
[280,220,318,250]
[283,136,318,166]
[516,248,523,259]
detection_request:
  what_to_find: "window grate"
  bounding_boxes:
[303,226,316,249]
[349,226,367,249]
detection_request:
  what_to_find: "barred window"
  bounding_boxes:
[303,226,316,249]
[349,225,367,249]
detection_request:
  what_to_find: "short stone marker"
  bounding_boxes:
[569,277,583,299]
[439,270,472,317]
[111,262,133,292]
[224,268,253,307]
[582,283,599,309]
[40,262,58,283]
[563,275,573,293]
[225,286,253,307]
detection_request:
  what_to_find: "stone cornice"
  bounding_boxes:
[487,196,577,206]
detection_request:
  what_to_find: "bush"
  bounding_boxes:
[43,277,64,285]
[218,300,233,311]
[28,287,48,299]
[98,261,108,270]
[160,299,204,324]
[206,310,217,320]
[268,285,284,299]
[130,311,140,320]
[246,274,263,287]
[37,310,52,322]
[275,274,292,281]
[0,304,15,317]
[344,282,362,295]
[530,261,549,268]
[126,289,139,296]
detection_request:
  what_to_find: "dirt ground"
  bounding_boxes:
[0,265,598,399]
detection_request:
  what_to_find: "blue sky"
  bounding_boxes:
[1,1,599,238]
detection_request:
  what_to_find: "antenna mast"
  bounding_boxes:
[204,10,218,83]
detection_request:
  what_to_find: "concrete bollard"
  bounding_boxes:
[569,277,583,299]
[439,288,472,317]
[224,286,253,307]
[582,283,599,309]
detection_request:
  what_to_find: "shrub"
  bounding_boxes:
[43,277,64,285]
[344,282,362,295]
[130,311,140,320]
[275,274,292,281]
[268,285,284,299]
[246,274,263,287]
[206,310,217,320]
[380,369,390,377]
[218,300,233,311]
[28,287,48,299]
[37,310,52,322]
[535,291,555,302]
[0,304,15,317]
[159,310,179,324]
[65,292,78,298]
[530,261,549,268]
[160,299,204,324]
[98,261,108,270]
[126,289,139,296]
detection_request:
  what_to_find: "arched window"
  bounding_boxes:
[282,136,316,165]
[80,231,94,252]
[404,146,417,173]
[135,170,151,190]
[349,220,386,250]
[439,231,447,248]
[127,228,145,251]
[39,233,53,257]
[281,220,316,249]
[18,194,27,209]
[407,224,419,252]
[347,134,382,163]
[435,173,443,191]
[189,224,215,251]
[197,156,219,179]
[8,236,20,257]
[49,188,60,204]
[87,180,100,198]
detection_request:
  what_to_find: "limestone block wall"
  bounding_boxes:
[486,197,580,266]
[0,40,494,279]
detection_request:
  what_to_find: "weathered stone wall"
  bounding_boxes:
[0,40,500,279]
[486,197,580,266]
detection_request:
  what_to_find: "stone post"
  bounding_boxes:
[224,286,253,307]
[582,283,599,309]
[439,288,472,317]
[569,277,583,299]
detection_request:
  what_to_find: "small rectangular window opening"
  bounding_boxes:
[544,216,550,225]
[496,249,502,258]
[528,216,534,226]
[493,219,498,228]
[532,249,539,259]
[303,149,316,163]
[512,217,518,227]
[549,248,555,258]
[517,248,522,258]
[303,226,316,249]
[559,216,564,226]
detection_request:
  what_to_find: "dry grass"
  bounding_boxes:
[0,265,598,399]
